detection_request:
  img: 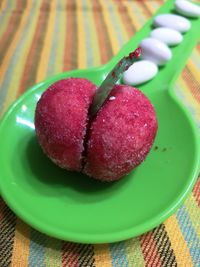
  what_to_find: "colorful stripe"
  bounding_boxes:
[0,0,36,113]
[17,0,51,96]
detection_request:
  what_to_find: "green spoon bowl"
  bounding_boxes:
[0,0,200,243]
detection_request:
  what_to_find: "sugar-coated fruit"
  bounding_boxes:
[83,85,158,181]
[35,78,96,171]
[35,78,158,181]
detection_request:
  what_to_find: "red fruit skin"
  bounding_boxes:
[83,85,158,181]
[35,78,96,171]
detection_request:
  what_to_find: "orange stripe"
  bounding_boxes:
[140,232,162,267]
[193,176,200,207]
[63,0,77,71]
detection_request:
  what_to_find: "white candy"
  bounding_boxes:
[123,60,158,86]
[175,0,200,18]
[154,14,191,33]
[150,27,183,46]
[140,38,172,66]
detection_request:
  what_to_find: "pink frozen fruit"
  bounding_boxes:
[35,78,96,171]
[35,78,158,181]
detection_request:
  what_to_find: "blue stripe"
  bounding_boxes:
[110,241,129,267]
[176,205,200,266]
[28,229,46,267]
[0,1,36,113]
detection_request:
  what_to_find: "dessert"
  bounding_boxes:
[35,78,96,171]
[35,78,158,181]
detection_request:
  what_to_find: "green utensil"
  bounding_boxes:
[0,0,200,243]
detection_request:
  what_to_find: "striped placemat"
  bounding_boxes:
[0,1,200,266]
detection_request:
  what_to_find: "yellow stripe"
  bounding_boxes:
[35,0,57,83]
[184,195,200,237]
[2,1,41,114]
[11,219,30,267]
[125,237,145,266]
[0,0,7,11]
[94,244,112,267]
[100,1,121,56]
[0,0,32,85]
[76,0,87,69]
[86,0,101,67]
[143,1,157,15]
[164,215,193,267]
[53,3,66,73]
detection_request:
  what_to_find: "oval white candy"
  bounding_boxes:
[150,27,183,46]
[122,60,158,86]
[154,14,191,33]
[140,38,172,66]
[175,0,200,18]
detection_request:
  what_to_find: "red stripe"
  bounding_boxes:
[140,231,162,267]
[62,242,79,267]
[63,0,77,71]
[192,175,200,207]
[63,0,73,71]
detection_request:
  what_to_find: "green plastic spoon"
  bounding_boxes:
[0,0,200,243]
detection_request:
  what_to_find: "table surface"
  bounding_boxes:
[0,0,200,266]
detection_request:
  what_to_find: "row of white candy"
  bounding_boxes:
[123,0,200,86]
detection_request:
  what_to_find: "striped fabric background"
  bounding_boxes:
[0,0,200,266]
